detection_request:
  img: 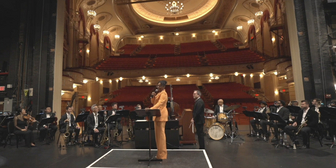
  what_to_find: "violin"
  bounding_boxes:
[23,114,37,124]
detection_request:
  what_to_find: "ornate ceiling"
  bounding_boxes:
[77,0,275,50]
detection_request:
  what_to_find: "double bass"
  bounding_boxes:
[167,85,181,119]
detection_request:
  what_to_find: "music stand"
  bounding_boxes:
[104,114,121,148]
[75,112,89,146]
[320,107,336,148]
[135,109,161,166]
[287,106,300,117]
[243,111,255,136]
[39,117,56,143]
[267,113,287,147]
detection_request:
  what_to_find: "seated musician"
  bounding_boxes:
[214,99,228,116]
[14,108,36,147]
[87,104,105,147]
[39,106,57,142]
[311,98,322,123]
[284,100,318,149]
[260,100,289,142]
[59,106,80,144]
[289,100,299,107]
[250,101,269,136]
[106,102,122,136]
[326,99,336,140]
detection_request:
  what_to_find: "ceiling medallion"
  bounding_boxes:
[165,1,184,14]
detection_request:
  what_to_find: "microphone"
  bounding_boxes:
[150,89,159,98]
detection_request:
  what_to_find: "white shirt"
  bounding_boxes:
[276,106,283,113]
[258,107,265,113]
[301,108,309,124]
[219,105,224,113]
[94,113,98,129]
[46,114,51,118]
[66,113,71,126]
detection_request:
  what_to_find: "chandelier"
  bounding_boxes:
[93,24,100,31]
[256,0,264,4]
[165,1,184,14]
[87,10,96,17]
[247,19,255,25]
[255,11,263,18]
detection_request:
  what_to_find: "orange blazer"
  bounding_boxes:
[150,89,168,122]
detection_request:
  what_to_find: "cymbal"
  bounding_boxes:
[204,108,214,113]
[225,105,241,111]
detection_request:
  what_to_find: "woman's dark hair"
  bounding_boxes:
[158,80,167,87]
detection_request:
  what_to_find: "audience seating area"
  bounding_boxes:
[217,38,240,50]
[165,84,199,110]
[180,41,219,54]
[96,56,149,70]
[118,44,140,55]
[153,55,201,68]
[206,49,265,66]
[106,86,153,105]
[138,44,176,55]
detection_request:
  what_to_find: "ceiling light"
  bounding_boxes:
[215,76,219,80]
[175,32,179,36]
[83,79,88,84]
[139,79,143,83]
[210,73,213,77]
[140,35,144,38]
[250,74,254,77]
[88,96,91,101]
[234,72,238,76]
[148,82,151,85]
[119,77,123,81]
[96,77,99,81]
[243,74,246,77]
[142,76,146,80]
[274,71,278,75]
[192,33,196,37]
[138,37,142,41]
[248,19,255,25]
[93,24,100,31]
[212,30,216,33]
[272,37,276,42]
[214,32,218,36]
[256,0,264,4]
[284,76,287,79]
[86,49,90,54]
[237,26,243,30]
[210,76,214,79]
[160,36,164,40]
[274,90,279,95]
[260,74,263,78]
[87,10,96,17]
[116,79,119,82]
[145,79,148,82]
[186,74,190,77]
[100,80,103,84]
[103,30,109,35]
[255,11,263,18]
[165,1,184,14]
[115,35,120,39]
[61,91,65,96]
[109,79,112,83]
[209,79,212,82]
[164,74,168,78]
[73,84,77,89]
[176,78,180,81]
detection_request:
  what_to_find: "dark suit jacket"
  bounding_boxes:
[296,108,318,127]
[257,107,268,120]
[39,112,56,128]
[214,104,228,116]
[277,106,290,121]
[193,98,205,125]
[59,113,76,130]
[86,113,104,134]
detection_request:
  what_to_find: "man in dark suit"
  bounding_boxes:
[191,90,205,149]
[39,106,57,142]
[214,99,228,116]
[59,106,80,144]
[87,104,105,147]
[250,101,270,137]
[284,100,318,148]
[105,102,122,136]
[261,100,289,141]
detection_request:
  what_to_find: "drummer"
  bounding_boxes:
[214,99,228,116]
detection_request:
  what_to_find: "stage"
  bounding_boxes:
[87,149,212,168]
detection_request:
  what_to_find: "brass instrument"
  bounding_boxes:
[127,117,134,140]
[296,117,308,135]
[100,116,109,145]
[64,122,70,143]
[114,121,120,139]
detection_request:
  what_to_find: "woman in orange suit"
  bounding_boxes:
[149,80,168,160]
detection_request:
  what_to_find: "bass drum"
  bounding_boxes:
[208,122,225,140]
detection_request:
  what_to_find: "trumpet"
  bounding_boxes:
[296,118,308,135]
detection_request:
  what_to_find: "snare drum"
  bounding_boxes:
[217,113,228,123]
[208,122,225,140]
[204,117,216,128]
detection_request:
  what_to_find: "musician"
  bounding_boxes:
[59,106,80,144]
[261,100,289,141]
[214,99,228,116]
[135,104,142,110]
[284,100,318,148]
[14,108,36,147]
[191,90,205,149]
[106,102,122,135]
[289,101,299,107]
[87,104,105,147]
[39,106,57,142]
[312,98,322,123]
[148,80,169,159]
[250,101,269,137]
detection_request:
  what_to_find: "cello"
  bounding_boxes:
[168,85,181,119]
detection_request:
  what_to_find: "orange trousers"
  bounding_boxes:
[154,121,167,159]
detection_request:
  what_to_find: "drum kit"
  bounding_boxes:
[205,105,241,141]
